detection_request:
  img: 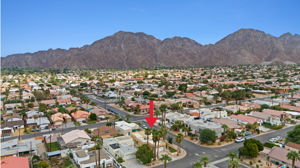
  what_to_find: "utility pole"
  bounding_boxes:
[30,141,32,156]
[18,127,21,141]
[49,134,52,152]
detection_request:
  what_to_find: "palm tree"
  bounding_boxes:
[193,161,203,168]
[95,138,103,167]
[287,151,300,168]
[221,124,229,133]
[171,120,184,132]
[252,122,260,134]
[175,133,184,156]
[152,130,160,160]
[160,154,172,168]
[200,156,209,167]
[228,158,239,168]
[227,152,238,161]
[125,114,131,122]
[182,126,189,136]
[156,130,162,159]
[155,108,160,118]
[61,118,67,134]
[145,128,151,145]
[20,111,27,129]
[159,104,168,126]
[159,126,168,141]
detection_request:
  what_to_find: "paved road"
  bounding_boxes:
[1,121,110,142]
[185,92,300,112]
[72,94,298,168]
[2,93,297,168]
[154,126,295,168]
[2,94,145,142]
[86,94,145,121]
[87,95,297,168]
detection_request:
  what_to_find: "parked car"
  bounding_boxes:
[235,137,245,143]
[245,131,252,136]
[269,136,282,143]
[32,128,40,132]
[275,142,285,148]
[275,136,283,141]
[142,124,148,129]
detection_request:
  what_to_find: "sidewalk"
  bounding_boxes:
[149,147,187,168]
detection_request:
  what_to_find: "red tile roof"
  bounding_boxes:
[268,147,300,167]
[281,104,300,112]
[1,156,30,168]
[230,114,261,124]
[286,142,300,151]
[262,109,285,117]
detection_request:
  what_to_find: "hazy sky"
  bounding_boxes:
[2,0,300,56]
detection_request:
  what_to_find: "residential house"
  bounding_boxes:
[89,107,108,120]
[0,127,14,137]
[281,104,300,112]
[1,120,25,130]
[4,113,23,122]
[22,92,34,100]
[92,126,118,138]
[166,112,224,136]
[59,130,91,148]
[0,156,30,168]
[71,148,113,168]
[51,113,72,127]
[103,136,137,160]
[252,100,279,106]
[187,119,223,137]
[1,138,41,157]
[57,98,71,106]
[250,111,282,125]
[4,103,22,114]
[229,115,263,125]
[198,108,227,120]
[26,117,50,129]
[268,147,300,168]
[40,99,56,107]
[240,102,261,109]
[115,121,140,136]
[223,105,251,113]
[262,109,290,121]
[26,110,44,118]
[212,118,241,130]
[131,131,166,153]
[71,110,90,122]
[285,142,300,153]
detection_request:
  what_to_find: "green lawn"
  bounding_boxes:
[74,122,81,126]
[86,120,97,124]
[262,123,284,130]
[46,142,60,151]
[168,146,177,153]
[63,159,75,168]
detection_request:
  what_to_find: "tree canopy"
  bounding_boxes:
[89,113,97,121]
[136,144,154,164]
[286,125,300,144]
[239,139,263,158]
[199,129,217,144]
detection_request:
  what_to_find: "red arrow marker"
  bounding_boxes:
[145,100,158,127]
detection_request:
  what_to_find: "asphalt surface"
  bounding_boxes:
[88,95,296,168]
[185,92,299,112]
[2,93,297,168]
[154,126,295,168]
[1,94,145,142]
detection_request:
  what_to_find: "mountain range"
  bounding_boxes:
[2,29,300,69]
